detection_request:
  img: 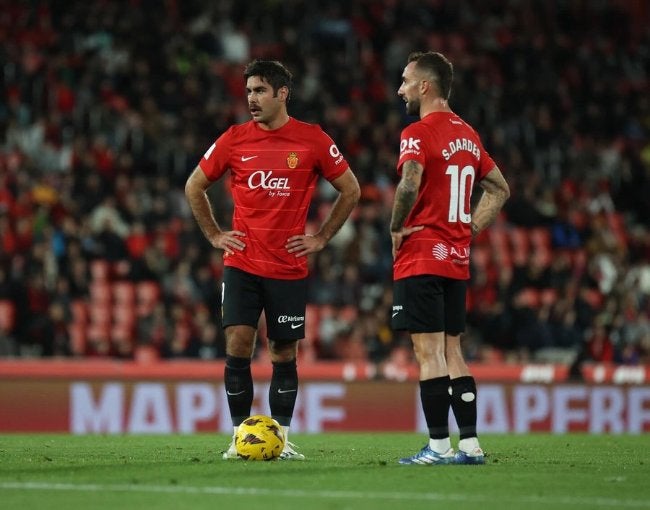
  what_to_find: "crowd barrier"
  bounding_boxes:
[0,360,648,434]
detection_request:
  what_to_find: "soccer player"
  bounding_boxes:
[185,60,360,460]
[390,52,510,465]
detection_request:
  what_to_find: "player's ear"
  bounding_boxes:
[277,85,289,102]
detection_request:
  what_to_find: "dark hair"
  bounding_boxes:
[244,59,293,99]
[407,51,453,100]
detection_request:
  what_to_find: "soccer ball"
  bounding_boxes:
[235,415,285,460]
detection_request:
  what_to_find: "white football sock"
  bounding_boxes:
[459,437,480,452]
[428,437,451,453]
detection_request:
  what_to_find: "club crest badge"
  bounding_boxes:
[287,152,299,169]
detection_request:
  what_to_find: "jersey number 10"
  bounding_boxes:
[445,165,475,224]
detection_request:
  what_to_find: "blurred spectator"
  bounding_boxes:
[0,0,648,367]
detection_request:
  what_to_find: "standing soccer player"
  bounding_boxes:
[185,60,360,460]
[390,51,510,465]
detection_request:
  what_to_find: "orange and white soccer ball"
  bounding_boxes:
[235,415,285,460]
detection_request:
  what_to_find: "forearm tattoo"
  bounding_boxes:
[390,160,421,232]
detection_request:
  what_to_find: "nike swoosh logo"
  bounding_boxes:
[278,388,297,394]
[241,155,258,162]
[226,390,246,396]
[392,312,399,318]
[290,323,304,329]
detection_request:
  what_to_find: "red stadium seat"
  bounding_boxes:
[0,299,16,331]
[509,227,530,266]
[112,281,136,305]
[471,244,491,271]
[514,288,540,308]
[113,303,136,327]
[111,323,135,344]
[68,323,87,355]
[530,227,552,267]
[580,288,604,310]
[90,282,112,305]
[136,281,161,316]
[70,299,89,325]
[540,288,558,306]
[89,303,112,326]
[90,259,111,281]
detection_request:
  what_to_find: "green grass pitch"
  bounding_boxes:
[1,433,648,510]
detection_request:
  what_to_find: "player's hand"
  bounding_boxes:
[212,230,246,255]
[286,234,326,257]
[391,225,424,258]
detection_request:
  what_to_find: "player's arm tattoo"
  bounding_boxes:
[471,166,510,236]
[390,160,423,232]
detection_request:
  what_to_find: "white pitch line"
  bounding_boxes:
[1,482,649,508]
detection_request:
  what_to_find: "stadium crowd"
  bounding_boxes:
[0,0,649,371]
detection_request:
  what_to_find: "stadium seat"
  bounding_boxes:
[68,322,87,356]
[608,212,628,245]
[90,282,112,305]
[339,305,358,323]
[540,288,558,306]
[113,303,136,327]
[509,227,530,266]
[90,259,111,281]
[530,227,552,267]
[134,344,160,363]
[86,323,111,343]
[305,303,320,342]
[136,281,161,316]
[112,281,136,305]
[70,299,89,325]
[514,287,541,308]
[89,303,112,326]
[0,299,16,332]
[489,228,512,268]
[111,323,135,345]
[580,288,604,310]
[470,244,491,271]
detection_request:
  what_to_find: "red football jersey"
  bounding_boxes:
[394,112,496,280]
[199,117,349,279]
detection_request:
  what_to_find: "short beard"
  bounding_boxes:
[406,98,420,116]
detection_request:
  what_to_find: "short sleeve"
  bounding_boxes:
[198,127,233,181]
[477,140,497,180]
[313,127,349,181]
[397,123,426,174]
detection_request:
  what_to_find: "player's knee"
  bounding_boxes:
[268,339,298,362]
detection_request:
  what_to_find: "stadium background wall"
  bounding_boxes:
[0,361,648,434]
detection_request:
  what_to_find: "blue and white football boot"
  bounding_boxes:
[398,445,455,465]
[454,447,485,465]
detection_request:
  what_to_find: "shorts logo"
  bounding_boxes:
[432,243,449,261]
[278,315,305,329]
[286,152,299,169]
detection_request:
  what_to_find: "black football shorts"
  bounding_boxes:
[221,266,307,341]
[392,274,466,334]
